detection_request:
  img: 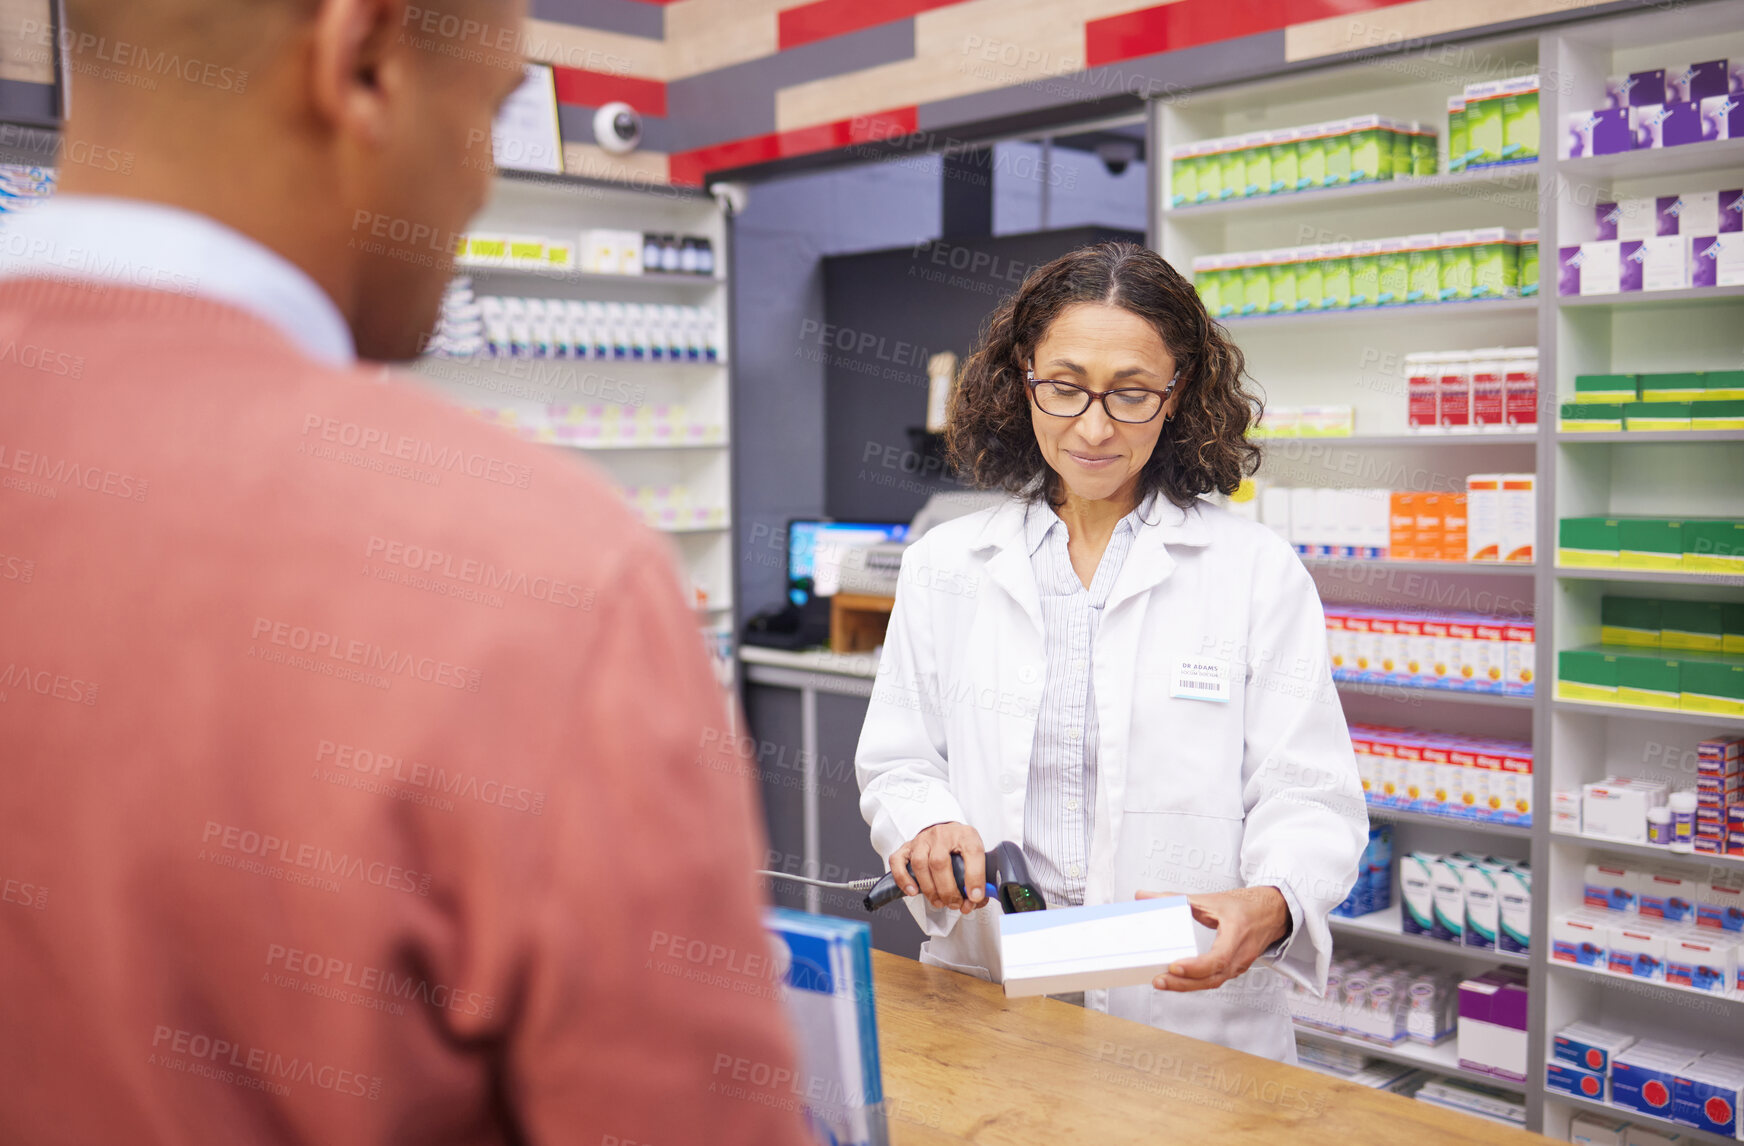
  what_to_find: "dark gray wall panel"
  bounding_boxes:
[532,0,663,39]
[664,20,916,152]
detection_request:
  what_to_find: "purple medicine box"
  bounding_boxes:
[1567,107,1631,157]
[1662,101,1705,146]
[1723,189,1744,232]
[1457,967,1530,1082]
[1629,69,1670,106]
[1672,60,1730,103]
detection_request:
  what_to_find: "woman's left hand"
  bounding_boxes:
[1137,886,1289,992]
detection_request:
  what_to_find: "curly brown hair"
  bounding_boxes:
[945,241,1262,510]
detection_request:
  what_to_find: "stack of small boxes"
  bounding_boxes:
[1447,74,1541,171]
[1699,736,1744,857]
[1562,369,1744,433]
[1397,851,1531,953]
[1559,516,1744,578]
[1405,347,1539,434]
[1328,609,1535,697]
[1291,953,1464,1049]
[1354,726,1534,826]
[1552,1021,1744,1142]
[1564,58,1741,154]
[1558,188,1743,295]
[1455,966,1531,1083]
[1550,859,1742,993]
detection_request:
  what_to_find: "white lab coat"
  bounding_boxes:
[855,495,1366,1063]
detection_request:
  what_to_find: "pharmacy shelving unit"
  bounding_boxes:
[1148,2,1744,1137]
[410,170,737,687]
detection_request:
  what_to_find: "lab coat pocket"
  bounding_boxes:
[1120,691,1246,818]
[1122,809,1245,897]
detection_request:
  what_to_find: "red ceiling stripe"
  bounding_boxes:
[1086,0,1410,68]
[778,0,968,51]
[551,65,667,118]
[669,106,919,186]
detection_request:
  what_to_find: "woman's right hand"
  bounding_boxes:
[891,822,987,914]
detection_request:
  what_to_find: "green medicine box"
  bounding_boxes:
[1560,403,1624,432]
[1625,401,1692,431]
[1447,97,1468,173]
[1241,262,1270,316]
[1268,129,1299,195]
[1413,127,1438,176]
[1388,122,1413,181]
[1323,120,1353,188]
[1197,147,1222,203]
[1463,83,1505,168]
[1297,129,1327,190]
[1406,237,1440,303]
[1320,247,1351,309]
[1192,268,1219,318]
[1170,149,1196,208]
[1518,234,1539,297]
[1470,229,1517,298]
[1640,372,1705,401]
[1680,653,1744,716]
[1662,600,1725,652]
[1294,258,1323,312]
[1618,518,1684,570]
[1705,370,1744,400]
[1376,240,1409,305]
[1725,602,1744,655]
[1601,597,1662,647]
[1617,651,1683,709]
[1437,234,1473,301]
[1242,133,1272,197]
[1684,519,1744,575]
[1691,399,1744,429]
[1349,116,1387,183]
[1348,242,1379,308]
[1559,517,1620,566]
[1268,256,1297,314]
[1500,78,1539,162]
[1557,646,1620,702]
[1219,146,1245,200]
[1575,374,1639,403]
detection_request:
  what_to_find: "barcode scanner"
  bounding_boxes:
[862,840,1047,914]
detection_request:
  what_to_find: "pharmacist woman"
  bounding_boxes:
[855,242,1366,1064]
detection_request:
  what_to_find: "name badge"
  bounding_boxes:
[1171,658,1231,702]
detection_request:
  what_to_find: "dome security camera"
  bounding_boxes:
[594,102,643,155]
[1096,139,1140,176]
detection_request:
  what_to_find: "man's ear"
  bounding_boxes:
[308,0,404,145]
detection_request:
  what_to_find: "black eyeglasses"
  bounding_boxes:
[1025,368,1177,424]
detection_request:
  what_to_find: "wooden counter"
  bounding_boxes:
[869,950,1549,1146]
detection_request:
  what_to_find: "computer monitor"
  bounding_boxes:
[787,519,909,607]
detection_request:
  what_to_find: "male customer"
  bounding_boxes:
[0,2,808,1143]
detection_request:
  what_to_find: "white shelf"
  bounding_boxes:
[1293,1024,1526,1090]
[1557,137,1744,181]
[431,354,726,369]
[1336,679,1537,709]
[739,645,880,679]
[1168,163,1538,220]
[1367,805,1532,839]
[1330,901,1531,964]
[456,265,724,290]
[1552,565,1744,587]
[543,437,728,452]
[1557,431,1744,444]
[1301,556,1536,576]
[1550,1090,1741,1146]
[1559,285,1744,310]
[1549,830,1744,872]
[1219,298,1537,328]
[1264,433,1537,448]
[1548,955,1742,1006]
[1551,699,1744,731]
[649,521,730,535]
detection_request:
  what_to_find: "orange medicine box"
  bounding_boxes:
[1390,491,1419,559]
[1442,493,1469,561]
[1415,492,1446,559]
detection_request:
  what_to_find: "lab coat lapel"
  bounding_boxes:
[1102,499,1207,615]
[972,500,1044,637]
